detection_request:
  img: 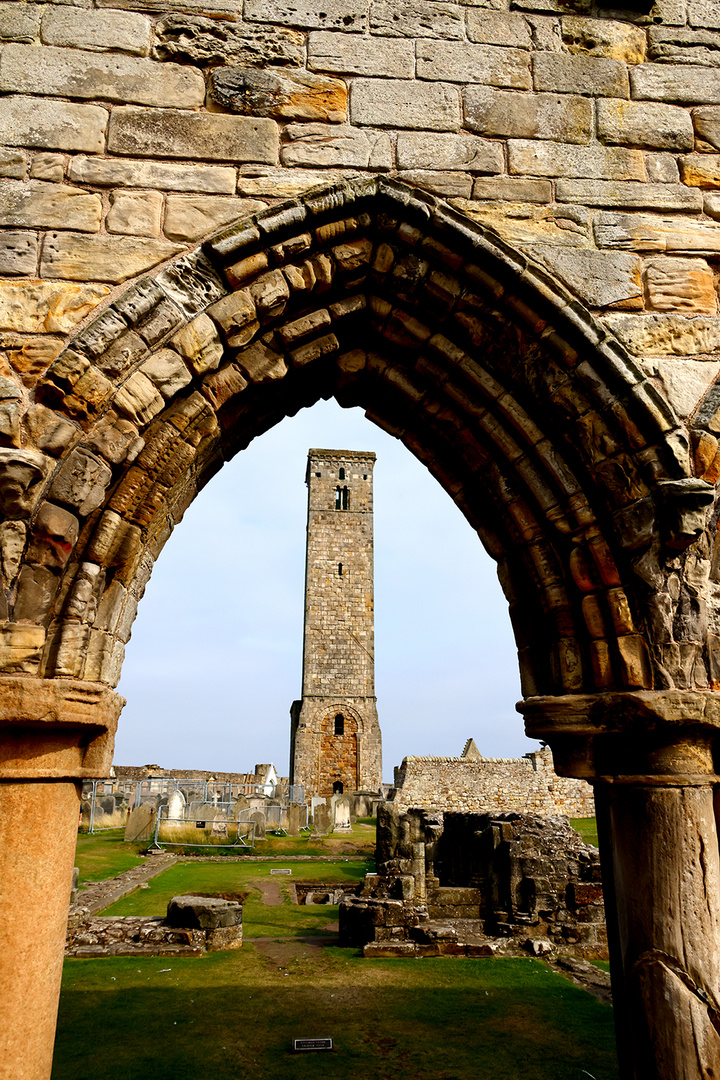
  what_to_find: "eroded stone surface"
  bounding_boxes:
[108,107,279,163]
[210,67,347,122]
[41,234,184,284]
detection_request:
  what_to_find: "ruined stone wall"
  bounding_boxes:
[389,746,595,816]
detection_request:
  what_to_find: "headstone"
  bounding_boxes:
[313,803,331,836]
[310,795,326,822]
[249,809,266,840]
[235,794,249,813]
[194,802,215,823]
[124,802,156,843]
[166,789,186,825]
[100,795,116,816]
[212,812,228,839]
[288,803,302,836]
[80,799,92,830]
[332,795,352,833]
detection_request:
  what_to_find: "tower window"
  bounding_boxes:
[339,467,345,480]
[335,485,348,510]
[333,780,344,794]
[334,714,344,735]
[338,563,343,576]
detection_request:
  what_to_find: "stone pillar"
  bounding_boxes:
[0,677,124,1080]
[521,691,720,1080]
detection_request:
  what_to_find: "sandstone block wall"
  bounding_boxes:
[4,0,720,440]
[389,746,595,816]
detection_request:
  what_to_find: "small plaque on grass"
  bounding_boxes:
[270,868,292,875]
[293,1038,333,1052]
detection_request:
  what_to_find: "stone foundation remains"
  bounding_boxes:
[340,805,606,960]
[66,893,243,958]
[388,745,595,818]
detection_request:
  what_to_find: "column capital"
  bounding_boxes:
[0,676,124,781]
[518,690,720,784]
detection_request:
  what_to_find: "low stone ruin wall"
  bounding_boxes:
[66,894,243,958]
[340,805,606,960]
[388,747,595,818]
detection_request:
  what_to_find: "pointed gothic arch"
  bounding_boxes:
[2,179,720,1079]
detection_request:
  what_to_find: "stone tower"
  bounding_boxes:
[290,449,382,798]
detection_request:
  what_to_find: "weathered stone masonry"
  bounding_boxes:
[290,448,382,796]
[390,746,595,816]
[5,1,720,1078]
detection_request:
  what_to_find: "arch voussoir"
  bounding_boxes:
[0,179,702,704]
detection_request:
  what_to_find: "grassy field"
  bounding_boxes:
[103,859,372,939]
[54,946,618,1080]
[74,830,148,883]
[570,818,598,848]
[58,825,617,1079]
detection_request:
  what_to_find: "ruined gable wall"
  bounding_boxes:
[390,747,595,816]
[3,0,720,440]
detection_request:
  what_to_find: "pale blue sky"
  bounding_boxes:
[113,397,538,782]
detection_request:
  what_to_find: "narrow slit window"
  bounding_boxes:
[338,562,343,576]
[334,714,344,736]
[339,467,345,480]
[335,486,348,510]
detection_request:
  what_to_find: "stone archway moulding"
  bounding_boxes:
[2,179,720,1080]
[5,178,714,703]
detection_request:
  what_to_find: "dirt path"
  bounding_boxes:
[254,880,283,906]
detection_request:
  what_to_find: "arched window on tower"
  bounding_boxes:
[339,467,345,480]
[334,486,348,510]
[333,781,344,795]
[334,713,344,736]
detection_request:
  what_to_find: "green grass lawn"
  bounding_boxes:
[102,859,372,938]
[58,832,618,1079]
[74,831,148,884]
[570,818,598,848]
[53,947,618,1080]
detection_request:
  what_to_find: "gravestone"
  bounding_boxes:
[332,796,352,833]
[167,789,186,822]
[310,796,326,822]
[124,802,155,843]
[80,800,92,830]
[288,804,302,836]
[212,812,228,839]
[235,795,249,813]
[194,803,215,827]
[313,803,331,836]
[249,810,266,840]
[100,796,116,816]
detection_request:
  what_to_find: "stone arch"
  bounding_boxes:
[3,179,720,1080]
[4,178,705,709]
[318,702,362,797]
